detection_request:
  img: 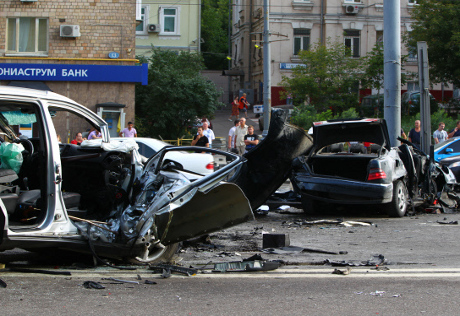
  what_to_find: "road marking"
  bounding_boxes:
[4,267,460,279]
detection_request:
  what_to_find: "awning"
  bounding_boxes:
[8,81,52,91]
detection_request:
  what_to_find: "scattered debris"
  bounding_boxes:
[0,278,6,288]
[83,281,105,289]
[326,254,385,267]
[7,267,71,276]
[160,269,171,279]
[262,246,347,255]
[282,219,373,228]
[150,264,198,277]
[255,205,269,216]
[437,220,458,225]
[213,254,281,272]
[332,267,351,275]
[101,277,139,284]
[370,290,385,296]
[371,266,390,271]
[144,280,158,285]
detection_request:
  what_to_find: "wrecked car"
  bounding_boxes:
[0,87,314,264]
[291,118,457,217]
[0,86,255,264]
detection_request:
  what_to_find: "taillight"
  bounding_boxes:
[367,168,386,180]
[206,162,214,170]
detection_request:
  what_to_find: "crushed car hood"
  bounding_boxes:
[312,118,391,151]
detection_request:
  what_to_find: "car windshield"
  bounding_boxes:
[434,137,456,150]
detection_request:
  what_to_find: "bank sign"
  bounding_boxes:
[0,63,148,85]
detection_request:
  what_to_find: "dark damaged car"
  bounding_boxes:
[0,87,313,264]
[291,118,457,217]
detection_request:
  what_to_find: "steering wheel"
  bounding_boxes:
[14,138,34,155]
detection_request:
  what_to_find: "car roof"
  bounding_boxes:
[0,85,80,104]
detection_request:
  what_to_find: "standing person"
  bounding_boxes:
[71,132,85,145]
[229,96,240,121]
[191,126,209,152]
[119,121,137,137]
[433,122,448,144]
[448,120,460,139]
[234,117,248,155]
[408,120,421,148]
[228,119,240,153]
[244,125,259,153]
[201,122,215,148]
[88,128,102,140]
[239,93,249,118]
[401,128,407,140]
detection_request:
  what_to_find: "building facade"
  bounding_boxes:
[230,0,451,106]
[135,0,201,57]
[0,0,147,140]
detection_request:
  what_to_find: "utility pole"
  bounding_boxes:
[418,42,431,153]
[383,0,401,147]
[262,0,271,137]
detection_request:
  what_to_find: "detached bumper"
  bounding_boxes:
[293,175,393,204]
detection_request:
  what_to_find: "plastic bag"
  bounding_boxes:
[0,142,24,173]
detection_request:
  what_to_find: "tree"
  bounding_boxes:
[201,0,229,70]
[408,0,460,86]
[280,39,362,114]
[135,50,223,139]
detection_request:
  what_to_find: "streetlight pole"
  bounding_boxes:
[262,0,271,137]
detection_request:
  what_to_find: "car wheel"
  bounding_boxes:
[387,180,408,217]
[130,242,180,264]
[301,195,318,214]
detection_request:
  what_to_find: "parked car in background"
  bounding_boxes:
[359,94,384,117]
[434,136,460,182]
[401,90,438,115]
[112,137,215,174]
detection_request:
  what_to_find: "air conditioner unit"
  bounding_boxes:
[345,5,359,14]
[148,24,160,33]
[60,25,81,37]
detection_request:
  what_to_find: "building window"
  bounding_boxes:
[344,30,360,57]
[408,0,417,4]
[159,6,180,35]
[136,6,149,35]
[294,29,310,55]
[376,31,383,43]
[407,82,419,91]
[7,17,48,55]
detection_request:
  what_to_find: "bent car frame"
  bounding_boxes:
[0,87,253,264]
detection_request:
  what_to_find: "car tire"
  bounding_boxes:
[387,180,408,217]
[301,195,318,214]
[130,242,180,264]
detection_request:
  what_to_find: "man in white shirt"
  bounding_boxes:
[433,122,448,144]
[202,122,215,148]
[234,118,248,155]
[228,119,240,153]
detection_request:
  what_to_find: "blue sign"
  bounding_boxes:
[0,63,148,85]
[280,63,306,70]
[108,52,120,59]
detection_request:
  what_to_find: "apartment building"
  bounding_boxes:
[230,0,451,106]
[0,0,147,138]
[135,0,201,57]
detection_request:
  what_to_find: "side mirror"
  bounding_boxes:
[446,148,454,153]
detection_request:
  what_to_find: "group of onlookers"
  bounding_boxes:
[227,118,259,155]
[69,121,137,145]
[407,120,460,148]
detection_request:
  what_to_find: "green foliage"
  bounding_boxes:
[360,42,411,91]
[280,39,362,114]
[291,104,359,130]
[408,0,460,86]
[401,109,460,142]
[201,0,229,70]
[135,50,223,139]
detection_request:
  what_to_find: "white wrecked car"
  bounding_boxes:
[0,86,253,264]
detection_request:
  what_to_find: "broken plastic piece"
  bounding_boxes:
[83,281,105,289]
[326,254,385,267]
[0,278,6,288]
[150,264,198,277]
[102,277,139,284]
[213,255,281,272]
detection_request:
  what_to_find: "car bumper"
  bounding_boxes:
[293,175,393,204]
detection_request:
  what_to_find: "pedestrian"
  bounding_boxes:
[229,96,240,121]
[87,128,102,140]
[201,121,215,148]
[401,128,407,140]
[228,119,240,153]
[238,93,249,118]
[433,122,448,144]
[408,120,421,148]
[119,121,137,137]
[244,125,259,153]
[448,120,460,139]
[234,117,248,155]
[71,132,85,145]
[191,126,209,152]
